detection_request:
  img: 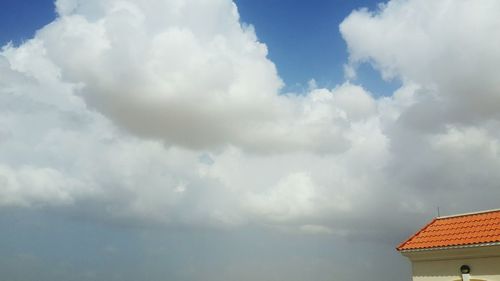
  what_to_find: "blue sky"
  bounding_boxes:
[235,0,400,95]
[1,0,399,96]
[0,0,56,45]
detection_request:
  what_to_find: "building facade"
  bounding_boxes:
[397,209,500,281]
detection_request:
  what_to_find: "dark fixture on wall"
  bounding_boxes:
[460,265,471,274]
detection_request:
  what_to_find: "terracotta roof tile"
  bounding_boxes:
[397,209,500,251]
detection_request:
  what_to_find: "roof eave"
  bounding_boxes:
[398,241,500,253]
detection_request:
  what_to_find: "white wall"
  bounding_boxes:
[402,246,500,281]
[412,256,500,281]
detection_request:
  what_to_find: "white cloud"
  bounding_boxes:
[1,0,500,242]
[341,0,500,217]
[0,165,89,207]
[39,0,287,151]
[299,224,335,235]
[341,0,500,124]
[244,172,334,222]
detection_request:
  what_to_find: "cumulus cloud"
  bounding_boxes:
[1,0,500,244]
[30,0,373,154]
[341,0,500,217]
[0,4,380,231]
[341,0,500,124]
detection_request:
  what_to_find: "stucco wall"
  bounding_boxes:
[408,250,500,281]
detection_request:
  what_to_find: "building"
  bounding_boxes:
[397,209,500,281]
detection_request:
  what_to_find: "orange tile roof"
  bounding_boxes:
[397,209,500,251]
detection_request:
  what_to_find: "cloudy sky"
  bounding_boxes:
[1,0,500,280]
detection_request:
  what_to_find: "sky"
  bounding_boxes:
[1,0,500,280]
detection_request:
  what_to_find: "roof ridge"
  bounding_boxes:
[437,208,500,219]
